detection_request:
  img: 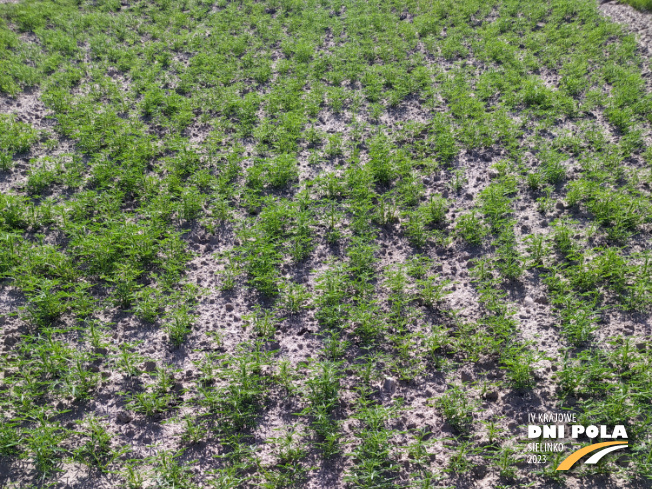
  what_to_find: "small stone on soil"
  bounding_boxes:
[383,377,397,394]
[116,411,133,424]
[484,391,499,402]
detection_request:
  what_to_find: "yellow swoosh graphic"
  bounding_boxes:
[556,441,628,470]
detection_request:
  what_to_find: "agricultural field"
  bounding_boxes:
[0,0,651,487]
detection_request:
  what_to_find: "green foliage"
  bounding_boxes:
[151,449,195,489]
[501,345,539,389]
[198,344,272,434]
[345,401,402,489]
[435,385,475,434]
[165,305,196,347]
[0,115,38,165]
[455,212,487,246]
[300,361,341,457]
[73,416,129,472]
[619,0,652,12]
[23,411,71,477]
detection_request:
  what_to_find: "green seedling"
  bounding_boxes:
[434,385,476,434]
